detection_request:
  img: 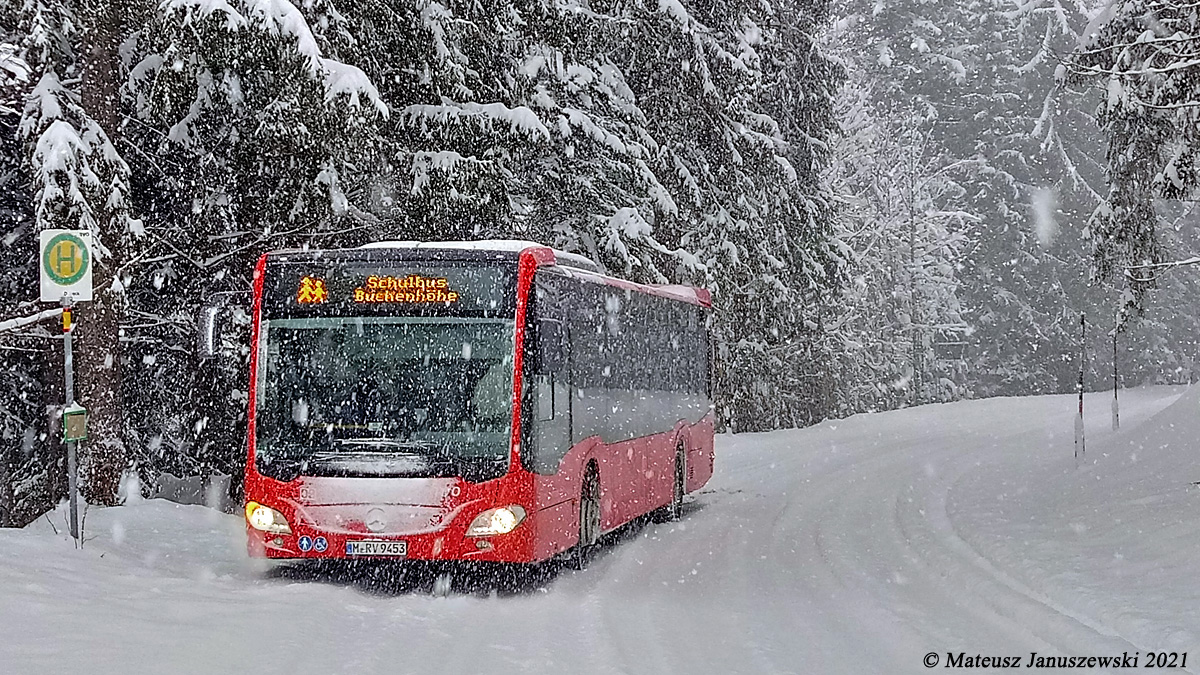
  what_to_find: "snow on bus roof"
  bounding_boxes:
[656,284,712,307]
[359,239,602,272]
[562,268,712,308]
[360,239,542,253]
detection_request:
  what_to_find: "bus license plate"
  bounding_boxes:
[346,540,407,557]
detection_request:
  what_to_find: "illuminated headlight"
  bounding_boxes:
[466,506,527,537]
[245,501,291,534]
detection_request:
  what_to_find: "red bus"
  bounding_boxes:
[241,240,714,570]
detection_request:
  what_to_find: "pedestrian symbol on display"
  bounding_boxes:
[39,230,93,302]
[298,536,313,552]
[296,276,328,304]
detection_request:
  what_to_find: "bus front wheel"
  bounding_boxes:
[568,464,601,570]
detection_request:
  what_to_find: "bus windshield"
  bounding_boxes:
[255,316,515,481]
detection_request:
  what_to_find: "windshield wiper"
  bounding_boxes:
[333,438,443,454]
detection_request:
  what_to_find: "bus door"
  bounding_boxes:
[522,272,575,550]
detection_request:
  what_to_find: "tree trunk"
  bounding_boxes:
[0,442,13,527]
[76,0,129,505]
[75,283,126,504]
[79,0,123,134]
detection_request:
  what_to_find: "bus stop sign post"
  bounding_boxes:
[39,229,92,543]
[62,299,84,541]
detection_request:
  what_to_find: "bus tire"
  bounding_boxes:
[654,442,686,523]
[568,464,600,570]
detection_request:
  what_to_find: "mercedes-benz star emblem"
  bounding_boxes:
[366,508,387,533]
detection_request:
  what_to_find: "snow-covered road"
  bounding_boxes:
[3,386,1198,674]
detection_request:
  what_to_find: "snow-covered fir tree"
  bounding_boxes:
[612,0,846,430]
[13,0,139,505]
[1066,0,1200,310]
[825,68,970,413]
[0,4,40,526]
[2,0,388,515]
[119,0,387,480]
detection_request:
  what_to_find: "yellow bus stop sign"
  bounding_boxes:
[40,230,93,302]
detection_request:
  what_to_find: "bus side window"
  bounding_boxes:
[537,374,554,422]
[535,318,565,374]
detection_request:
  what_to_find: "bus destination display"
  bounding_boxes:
[262,260,516,319]
[353,275,460,304]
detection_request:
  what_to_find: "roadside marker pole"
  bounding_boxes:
[1112,328,1120,432]
[62,296,79,541]
[1075,313,1085,464]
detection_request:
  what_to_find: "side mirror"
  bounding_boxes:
[535,318,565,374]
[196,292,246,360]
[197,304,222,360]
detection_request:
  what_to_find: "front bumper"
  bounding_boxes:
[248,517,536,563]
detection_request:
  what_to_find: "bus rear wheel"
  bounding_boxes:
[653,443,686,523]
[568,465,601,570]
